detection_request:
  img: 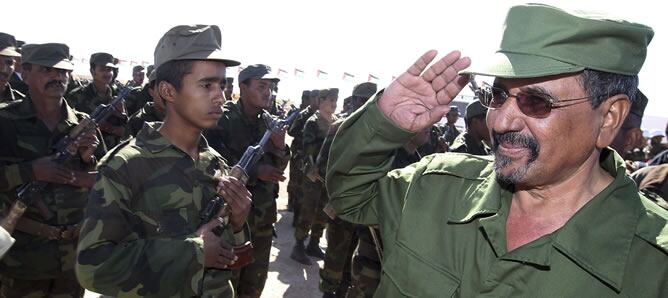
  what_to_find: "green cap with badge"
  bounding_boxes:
[90,52,119,69]
[465,100,488,120]
[462,3,654,78]
[0,32,21,57]
[154,24,240,70]
[132,65,145,73]
[22,43,74,70]
[239,64,279,84]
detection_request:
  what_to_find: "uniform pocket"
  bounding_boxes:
[382,243,460,297]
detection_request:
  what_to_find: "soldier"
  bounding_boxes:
[450,100,491,155]
[204,63,289,298]
[319,82,376,297]
[645,130,667,160]
[327,4,667,296]
[287,90,310,211]
[124,65,155,117]
[7,39,28,97]
[441,105,460,146]
[125,68,165,138]
[131,65,145,86]
[0,43,99,297]
[0,33,25,102]
[224,77,234,101]
[291,88,339,265]
[67,52,127,153]
[76,24,251,297]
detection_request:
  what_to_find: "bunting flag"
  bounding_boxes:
[130,61,138,66]
[317,69,329,80]
[342,72,355,81]
[141,61,150,66]
[277,68,288,77]
[117,59,126,65]
[294,68,304,78]
[368,73,379,82]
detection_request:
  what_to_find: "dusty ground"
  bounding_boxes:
[85,141,326,298]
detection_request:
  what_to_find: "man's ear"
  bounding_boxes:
[596,94,631,149]
[158,81,177,105]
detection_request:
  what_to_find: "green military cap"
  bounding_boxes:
[301,90,310,100]
[90,52,119,69]
[310,89,320,96]
[465,100,488,120]
[148,68,157,82]
[463,3,654,78]
[326,88,339,99]
[21,43,74,70]
[239,64,279,84]
[318,89,329,98]
[447,106,460,116]
[154,24,240,70]
[146,65,156,81]
[146,64,155,76]
[352,82,378,98]
[624,90,648,128]
[0,32,21,57]
[132,65,145,73]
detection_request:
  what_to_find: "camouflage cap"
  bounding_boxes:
[463,3,654,78]
[352,82,378,98]
[239,64,279,84]
[0,33,21,57]
[132,65,145,73]
[465,100,488,120]
[90,52,119,69]
[22,43,74,70]
[154,24,240,70]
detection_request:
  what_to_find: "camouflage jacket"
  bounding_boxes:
[0,97,94,280]
[303,111,338,180]
[203,100,290,225]
[450,131,491,156]
[66,83,127,152]
[125,102,164,139]
[124,84,152,117]
[0,82,25,103]
[76,122,236,297]
[287,106,316,154]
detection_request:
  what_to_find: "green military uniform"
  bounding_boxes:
[204,99,290,297]
[295,110,337,245]
[125,102,164,138]
[327,96,668,297]
[76,123,236,297]
[66,83,127,153]
[0,33,25,103]
[124,84,152,117]
[450,132,491,155]
[287,104,316,221]
[0,97,93,298]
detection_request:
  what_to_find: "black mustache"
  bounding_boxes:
[492,131,540,162]
[45,80,67,89]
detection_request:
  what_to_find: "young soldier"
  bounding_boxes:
[76,25,252,297]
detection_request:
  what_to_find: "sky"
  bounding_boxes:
[2,0,666,129]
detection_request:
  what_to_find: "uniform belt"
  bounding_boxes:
[15,217,80,240]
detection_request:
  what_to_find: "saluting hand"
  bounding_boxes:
[378,50,471,132]
[217,176,252,233]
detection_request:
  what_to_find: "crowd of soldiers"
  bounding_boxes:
[1,3,668,298]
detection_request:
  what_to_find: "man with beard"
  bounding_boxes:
[0,43,98,297]
[67,52,127,153]
[0,33,25,102]
[326,4,666,296]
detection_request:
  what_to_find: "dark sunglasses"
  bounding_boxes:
[477,82,591,118]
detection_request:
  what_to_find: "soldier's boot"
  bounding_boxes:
[291,240,313,265]
[306,237,326,259]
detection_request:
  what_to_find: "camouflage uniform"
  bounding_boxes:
[76,122,237,297]
[319,120,359,296]
[204,100,290,298]
[124,84,152,117]
[66,83,127,153]
[442,123,460,146]
[125,102,164,138]
[287,106,316,221]
[347,147,421,298]
[0,83,25,103]
[295,111,337,246]
[0,98,93,298]
[449,131,491,155]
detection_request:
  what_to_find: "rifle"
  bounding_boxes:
[0,81,134,234]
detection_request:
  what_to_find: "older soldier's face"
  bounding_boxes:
[0,55,15,87]
[24,64,70,99]
[486,74,601,187]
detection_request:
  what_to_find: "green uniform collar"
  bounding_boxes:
[7,96,80,126]
[446,148,643,291]
[135,121,210,154]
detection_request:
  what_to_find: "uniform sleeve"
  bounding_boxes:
[326,95,421,229]
[302,118,321,161]
[76,162,206,297]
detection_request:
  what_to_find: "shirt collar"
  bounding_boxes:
[11,97,80,126]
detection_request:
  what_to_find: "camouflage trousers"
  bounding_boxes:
[232,200,277,298]
[294,179,329,241]
[320,217,358,296]
[0,274,84,298]
[347,226,383,298]
[287,154,304,216]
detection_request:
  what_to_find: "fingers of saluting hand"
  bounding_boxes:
[407,50,439,77]
[428,51,471,92]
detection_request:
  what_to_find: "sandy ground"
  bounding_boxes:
[85,140,326,298]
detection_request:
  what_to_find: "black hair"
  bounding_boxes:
[578,69,638,108]
[155,60,195,91]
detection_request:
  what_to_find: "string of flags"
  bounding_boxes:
[232,65,390,83]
